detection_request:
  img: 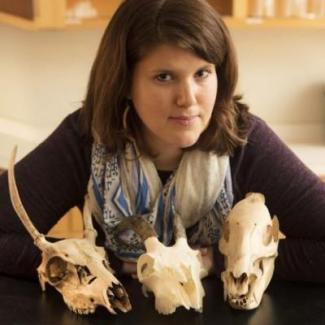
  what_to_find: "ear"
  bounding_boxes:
[272,215,286,242]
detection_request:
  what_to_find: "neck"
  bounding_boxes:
[141,127,183,171]
[153,149,183,171]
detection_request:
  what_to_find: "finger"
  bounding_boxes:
[122,261,137,274]
[200,247,208,255]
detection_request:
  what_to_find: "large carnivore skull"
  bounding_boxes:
[117,213,206,315]
[219,193,285,310]
[8,147,131,315]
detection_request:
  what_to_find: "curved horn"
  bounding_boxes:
[82,194,97,244]
[8,146,50,249]
[114,215,157,243]
[173,212,186,239]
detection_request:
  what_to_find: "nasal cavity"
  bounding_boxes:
[231,272,248,284]
[107,282,127,305]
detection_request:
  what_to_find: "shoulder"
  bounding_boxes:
[231,113,279,166]
[230,113,301,200]
[234,113,289,159]
[52,109,92,151]
[230,113,325,209]
[245,113,274,143]
[59,109,90,139]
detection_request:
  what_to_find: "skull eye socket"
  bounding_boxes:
[222,221,230,243]
[76,265,97,284]
[46,256,68,285]
[263,225,273,246]
[141,263,148,274]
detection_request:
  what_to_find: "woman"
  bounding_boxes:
[1,0,325,282]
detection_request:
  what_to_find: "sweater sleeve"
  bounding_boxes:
[230,115,325,282]
[0,110,91,279]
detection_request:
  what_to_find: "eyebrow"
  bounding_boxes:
[149,64,215,74]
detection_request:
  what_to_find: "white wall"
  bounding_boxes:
[231,28,325,143]
[0,25,102,165]
[0,24,325,166]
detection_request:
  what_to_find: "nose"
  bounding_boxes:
[175,80,197,108]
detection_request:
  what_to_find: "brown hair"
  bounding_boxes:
[81,0,250,156]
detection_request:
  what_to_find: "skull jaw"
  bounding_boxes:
[155,296,178,315]
[222,258,275,310]
[38,267,131,315]
[141,275,204,315]
[140,279,182,315]
[58,283,131,315]
[227,290,260,310]
[63,293,98,315]
[222,272,260,310]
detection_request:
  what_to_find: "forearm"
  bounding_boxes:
[0,110,91,279]
[0,233,41,279]
[274,238,325,283]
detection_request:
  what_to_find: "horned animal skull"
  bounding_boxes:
[8,147,131,315]
[116,213,206,315]
[219,192,285,310]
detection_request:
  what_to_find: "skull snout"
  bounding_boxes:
[231,272,248,285]
[107,282,132,313]
[229,272,250,296]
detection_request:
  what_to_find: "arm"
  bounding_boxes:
[230,115,325,282]
[0,110,91,279]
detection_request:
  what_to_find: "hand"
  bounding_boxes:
[122,261,138,279]
[194,246,215,277]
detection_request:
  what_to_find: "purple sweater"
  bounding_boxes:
[1,110,325,282]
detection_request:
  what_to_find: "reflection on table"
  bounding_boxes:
[1,274,325,325]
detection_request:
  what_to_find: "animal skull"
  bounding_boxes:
[8,147,131,315]
[219,193,285,310]
[116,213,206,315]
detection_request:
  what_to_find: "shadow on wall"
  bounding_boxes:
[284,82,325,121]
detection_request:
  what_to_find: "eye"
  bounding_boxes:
[195,68,212,80]
[155,72,173,82]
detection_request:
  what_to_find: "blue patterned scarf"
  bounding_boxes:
[88,142,233,261]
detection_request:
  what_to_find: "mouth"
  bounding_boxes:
[168,115,199,126]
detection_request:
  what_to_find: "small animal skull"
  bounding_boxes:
[8,147,131,315]
[116,213,206,315]
[219,193,285,310]
[138,236,206,315]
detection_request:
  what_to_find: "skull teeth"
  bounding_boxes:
[229,295,252,308]
[66,303,95,315]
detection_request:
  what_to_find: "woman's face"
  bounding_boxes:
[130,44,217,154]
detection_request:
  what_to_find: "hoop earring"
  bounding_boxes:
[123,105,130,130]
[122,104,138,154]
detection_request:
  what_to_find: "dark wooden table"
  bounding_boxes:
[0,274,325,325]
